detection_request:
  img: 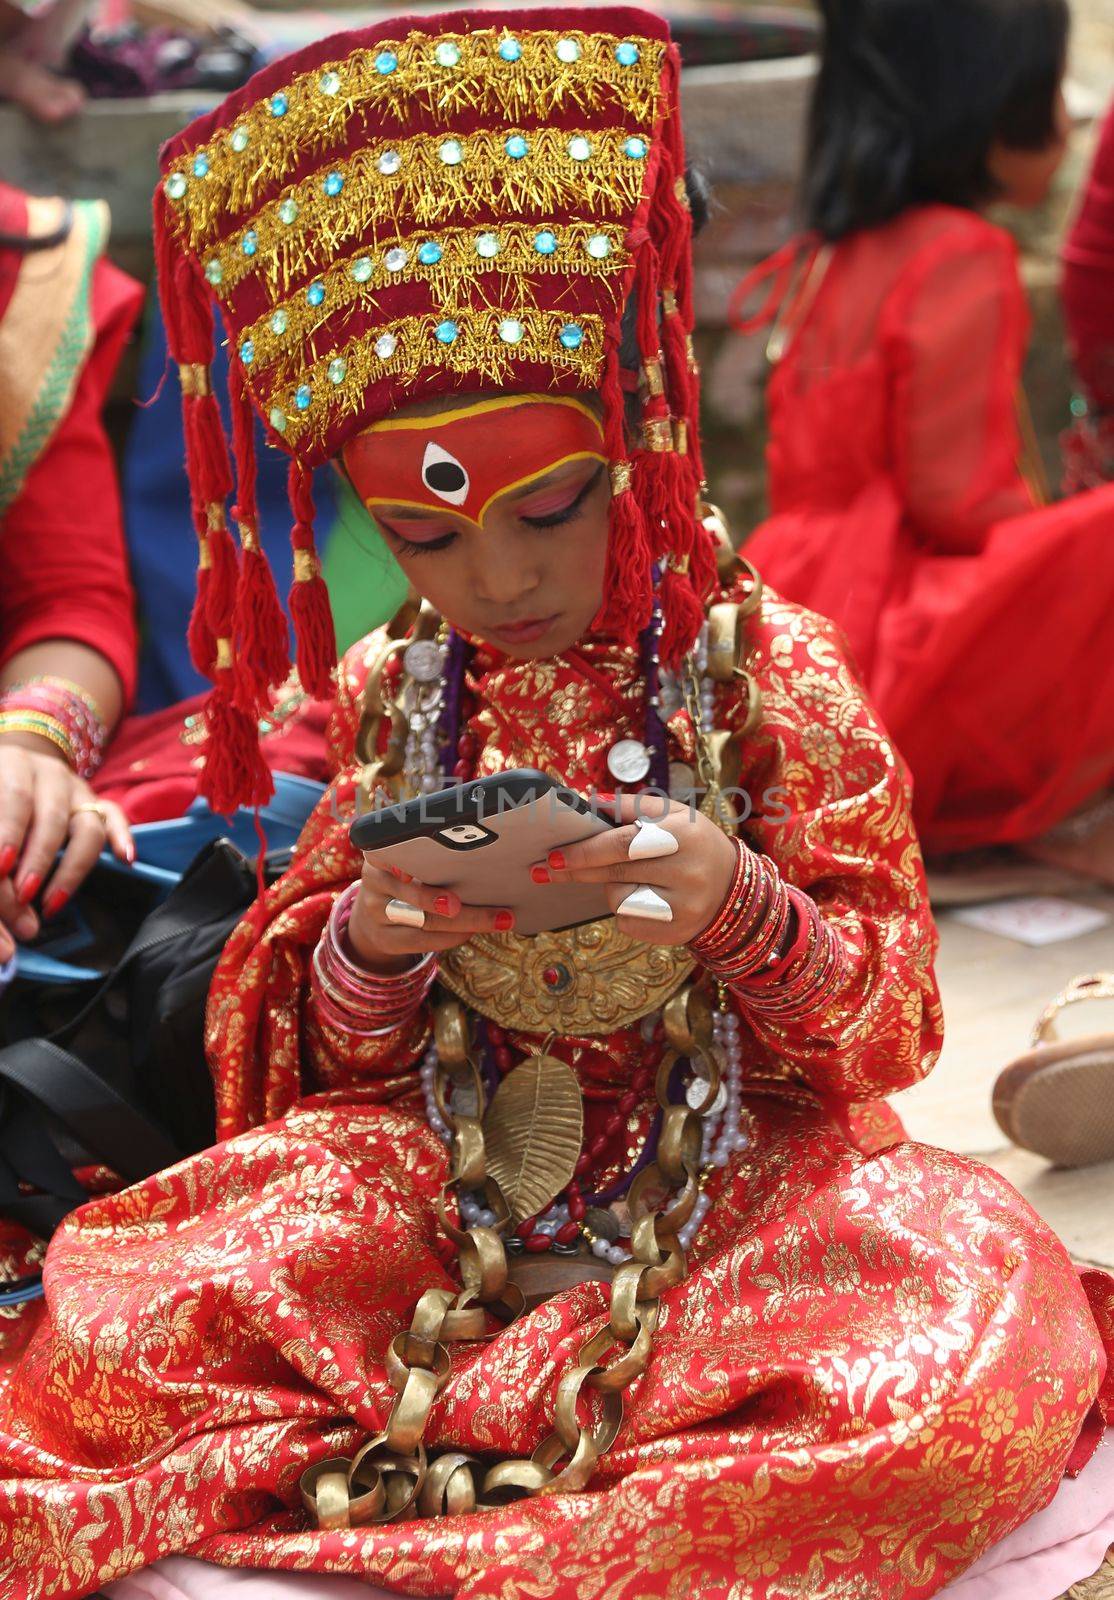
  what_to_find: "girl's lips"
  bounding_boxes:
[488,614,560,644]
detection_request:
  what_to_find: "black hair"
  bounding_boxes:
[803,0,1070,240]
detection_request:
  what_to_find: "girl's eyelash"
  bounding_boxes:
[519,465,604,529]
[389,531,457,556]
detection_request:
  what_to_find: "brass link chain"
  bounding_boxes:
[299,1011,721,1527]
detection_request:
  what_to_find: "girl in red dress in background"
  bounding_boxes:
[731,0,1114,858]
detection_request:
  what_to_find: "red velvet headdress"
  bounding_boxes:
[154,5,714,811]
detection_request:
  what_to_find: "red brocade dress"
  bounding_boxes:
[1,584,1111,1600]
[734,204,1114,855]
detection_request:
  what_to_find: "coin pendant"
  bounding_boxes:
[607,738,651,784]
[403,639,443,683]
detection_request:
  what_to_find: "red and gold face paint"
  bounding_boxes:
[342,395,606,530]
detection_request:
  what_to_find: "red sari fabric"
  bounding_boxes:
[736,204,1114,854]
[1063,100,1114,414]
[1,586,1110,1600]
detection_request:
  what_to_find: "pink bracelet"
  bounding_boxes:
[0,676,107,778]
[311,882,438,1037]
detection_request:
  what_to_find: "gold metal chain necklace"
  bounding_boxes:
[299,988,719,1526]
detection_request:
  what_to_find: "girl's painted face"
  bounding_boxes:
[342,395,611,658]
[988,88,1071,209]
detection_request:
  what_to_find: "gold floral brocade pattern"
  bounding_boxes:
[0,586,1110,1599]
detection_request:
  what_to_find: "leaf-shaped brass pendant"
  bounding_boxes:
[483,1055,584,1226]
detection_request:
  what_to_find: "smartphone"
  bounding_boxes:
[349,770,617,937]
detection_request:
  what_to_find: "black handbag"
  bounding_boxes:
[0,838,287,1243]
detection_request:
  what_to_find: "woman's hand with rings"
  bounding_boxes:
[347,857,516,974]
[531,793,738,947]
[0,742,132,962]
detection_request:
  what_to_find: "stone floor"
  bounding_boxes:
[897,871,1114,1271]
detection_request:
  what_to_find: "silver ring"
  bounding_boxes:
[627,818,679,861]
[617,885,674,924]
[385,899,426,929]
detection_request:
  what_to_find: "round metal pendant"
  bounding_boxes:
[686,1077,727,1116]
[607,738,651,785]
[403,639,443,683]
[585,1205,620,1242]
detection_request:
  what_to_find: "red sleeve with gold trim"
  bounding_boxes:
[721,582,942,1101]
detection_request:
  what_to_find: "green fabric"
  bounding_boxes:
[0,199,106,517]
[319,472,410,654]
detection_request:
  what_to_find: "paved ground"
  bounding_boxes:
[897,872,1114,1270]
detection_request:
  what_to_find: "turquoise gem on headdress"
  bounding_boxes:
[586,233,611,260]
[306,281,326,306]
[192,152,210,178]
[378,149,401,175]
[533,230,557,256]
[505,134,528,160]
[240,339,255,365]
[567,136,592,162]
[328,357,347,385]
[241,229,258,256]
[351,256,373,282]
[319,69,341,94]
[164,172,188,200]
[270,92,288,116]
[615,41,640,66]
[418,241,443,265]
[555,38,582,63]
[278,198,299,225]
[269,407,287,433]
[498,37,522,61]
[439,139,464,166]
[204,258,222,285]
[475,231,500,258]
[270,309,289,334]
[435,40,462,67]
[498,318,524,345]
[230,125,249,153]
[435,320,459,344]
[375,50,397,75]
[375,332,398,359]
[384,247,408,272]
[623,136,648,159]
[295,384,312,410]
[559,323,584,350]
[323,172,344,197]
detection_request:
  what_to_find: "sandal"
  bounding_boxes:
[993,974,1114,1168]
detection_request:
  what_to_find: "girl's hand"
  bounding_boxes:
[347,858,516,974]
[533,793,738,947]
[0,740,132,962]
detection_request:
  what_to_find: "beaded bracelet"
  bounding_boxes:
[691,839,847,1015]
[0,676,107,778]
[311,882,438,1037]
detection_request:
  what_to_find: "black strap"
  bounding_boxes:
[0,1038,183,1178]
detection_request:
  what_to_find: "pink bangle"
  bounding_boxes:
[0,676,107,778]
[311,883,438,1036]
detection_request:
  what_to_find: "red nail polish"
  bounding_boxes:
[494,911,514,932]
[43,889,70,921]
[0,845,16,879]
[530,865,551,884]
[16,872,42,906]
[547,850,566,870]
[434,894,452,915]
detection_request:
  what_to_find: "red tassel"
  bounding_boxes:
[234,548,291,712]
[596,339,653,642]
[228,356,290,711]
[198,679,274,815]
[659,570,704,667]
[287,461,336,700]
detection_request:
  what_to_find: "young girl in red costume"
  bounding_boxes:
[1,11,1110,1600]
[732,0,1114,857]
